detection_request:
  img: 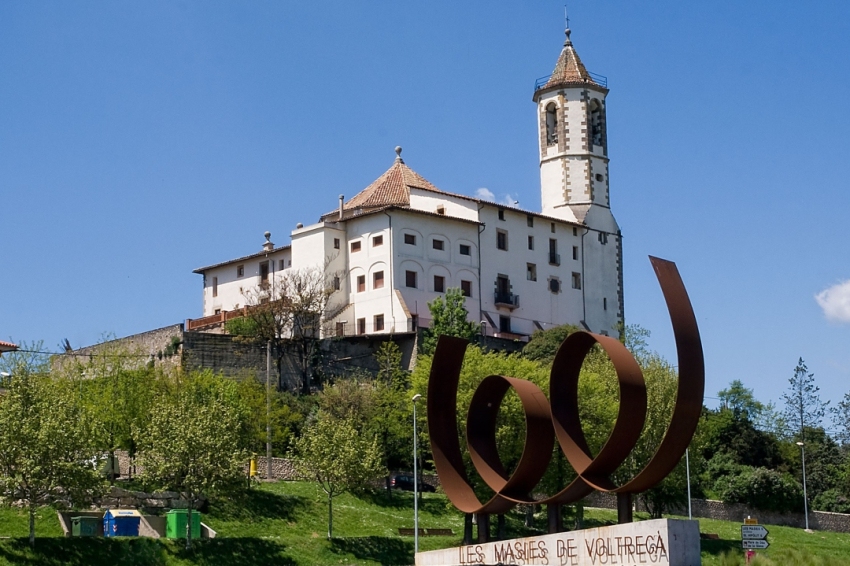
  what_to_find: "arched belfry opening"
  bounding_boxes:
[545,103,558,145]
[589,99,604,148]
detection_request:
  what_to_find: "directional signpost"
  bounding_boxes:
[742,521,769,563]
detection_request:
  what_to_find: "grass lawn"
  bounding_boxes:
[0,482,848,565]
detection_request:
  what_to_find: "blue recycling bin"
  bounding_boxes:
[103,509,142,537]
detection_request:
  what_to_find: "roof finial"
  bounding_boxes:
[395,146,403,163]
[564,4,572,46]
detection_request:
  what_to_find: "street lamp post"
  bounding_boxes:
[685,448,692,520]
[412,393,423,554]
[797,441,810,531]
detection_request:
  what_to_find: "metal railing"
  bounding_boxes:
[494,292,519,308]
[534,70,608,91]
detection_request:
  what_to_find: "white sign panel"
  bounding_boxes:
[415,518,700,566]
[742,539,769,550]
[740,525,768,540]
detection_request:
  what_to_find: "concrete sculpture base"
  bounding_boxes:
[415,518,700,566]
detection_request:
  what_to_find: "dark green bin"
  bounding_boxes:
[166,509,201,539]
[71,516,102,537]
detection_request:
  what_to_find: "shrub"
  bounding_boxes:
[715,465,802,513]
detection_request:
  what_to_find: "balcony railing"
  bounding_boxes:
[534,71,608,91]
[494,292,519,309]
[549,252,560,266]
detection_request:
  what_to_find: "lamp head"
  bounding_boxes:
[412,394,422,402]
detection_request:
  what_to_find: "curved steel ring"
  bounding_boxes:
[426,256,704,515]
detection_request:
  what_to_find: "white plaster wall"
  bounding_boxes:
[408,188,478,221]
[200,248,291,316]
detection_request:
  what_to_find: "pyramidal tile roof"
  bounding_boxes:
[323,148,442,219]
[541,29,600,90]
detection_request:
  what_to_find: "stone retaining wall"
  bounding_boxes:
[95,485,203,514]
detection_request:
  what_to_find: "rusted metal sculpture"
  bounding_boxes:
[426,256,704,524]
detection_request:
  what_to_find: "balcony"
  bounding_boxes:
[549,252,560,266]
[494,292,519,310]
[534,71,608,90]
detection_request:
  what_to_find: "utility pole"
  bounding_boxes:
[266,340,272,479]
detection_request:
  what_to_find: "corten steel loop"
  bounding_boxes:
[426,256,704,516]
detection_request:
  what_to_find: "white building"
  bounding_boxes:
[191,28,623,340]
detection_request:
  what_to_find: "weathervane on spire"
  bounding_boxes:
[563,4,572,45]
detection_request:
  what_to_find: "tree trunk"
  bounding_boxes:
[547,504,561,533]
[29,502,35,547]
[574,503,584,530]
[497,514,506,540]
[327,494,333,539]
[463,513,473,545]
[525,505,534,528]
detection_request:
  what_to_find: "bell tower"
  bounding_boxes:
[533,27,614,227]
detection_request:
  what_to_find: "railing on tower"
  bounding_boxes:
[534,71,608,91]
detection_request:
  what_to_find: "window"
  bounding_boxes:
[549,239,560,265]
[590,99,604,147]
[496,230,508,251]
[598,232,608,245]
[214,309,221,315]
[357,318,366,335]
[434,275,445,293]
[279,259,285,270]
[528,235,534,250]
[432,239,444,250]
[373,235,383,247]
[527,215,534,228]
[604,297,608,311]
[373,270,384,289]
[335,322,345,337]
[436,206,445,215]
[595,174,604,182]
[405,270,417,288]
[212,277,218,297]
[260,261,269,283]
[573,227,578,236]
[351,241,361,252]
[498,209,505,220]
[374,314,385,331]
[549,278,561,293]
[545,103,558,145]
[526,263,537,281]
[357,275,365,292]
[459,244,471,256]
[573,246,579,260]
[237,265,244,277]
[571,272,582,290]
[461,280,472,297]
[404,233,416,245]
[333,276,340,291]
[334,238,340,249]
[551,223,556,234]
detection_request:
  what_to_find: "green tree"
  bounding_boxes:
[782,358,828,438]
[421,287,479,354]
[139,371,249,549]
[521,324,581,365]
[0,345,105,546]
[295,411,384,539]
[236,378,309,457]
[371,342,414,494]
[718,379,765,421]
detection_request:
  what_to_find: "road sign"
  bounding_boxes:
[744,517,758,525]
[742,539,770,550]
[741,525,769,539]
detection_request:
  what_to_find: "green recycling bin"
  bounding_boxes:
[166,509,201,539]
[71,516,102,537]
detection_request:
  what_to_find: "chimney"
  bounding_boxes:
[263,231,273,251]
[338,194,345,221]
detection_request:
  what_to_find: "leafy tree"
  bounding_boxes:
[139,371,249,549]
[421,287,479,355]
[0,345,105,546]
[521,324,581,365]
[713,465,802,513]
[295,411,384,539]
[371,342,414,493]
[718,379,765,421]
[236,378,309,457]
[782,358,828,438]
[831,392,850,447]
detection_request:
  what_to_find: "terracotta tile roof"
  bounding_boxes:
[0,340,18,353]
[322,148,442,220]
[193,245,291,274]
[541,29,600,90]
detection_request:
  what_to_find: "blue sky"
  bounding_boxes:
[2,1,848,414]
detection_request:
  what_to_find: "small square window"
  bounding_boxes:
[496,230,508,251]
[573,246,579,260]
[461,280,472,297]
[436,206,445,215]
[405,270,417,288]
[549,278,561,294]
[237,265,244,277]
[526,263,537,281]
[404,234,416,245]
[357,275,365,293]
[333,238,340,249]
[373,270,384,289]
[357,318,366,335]
[571,272,582,290]
[373,235,383,247]
[214,309,221,315]
[527,215,534,228]
[351,241,362,252]
[459,244,471,256]
[212,277,218,297]
[595,173,604,182]
[498,209,505,220]
[374,314,385,331]
[432,239,444,251]
[528,235,534,250]
[434,275,445,293]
